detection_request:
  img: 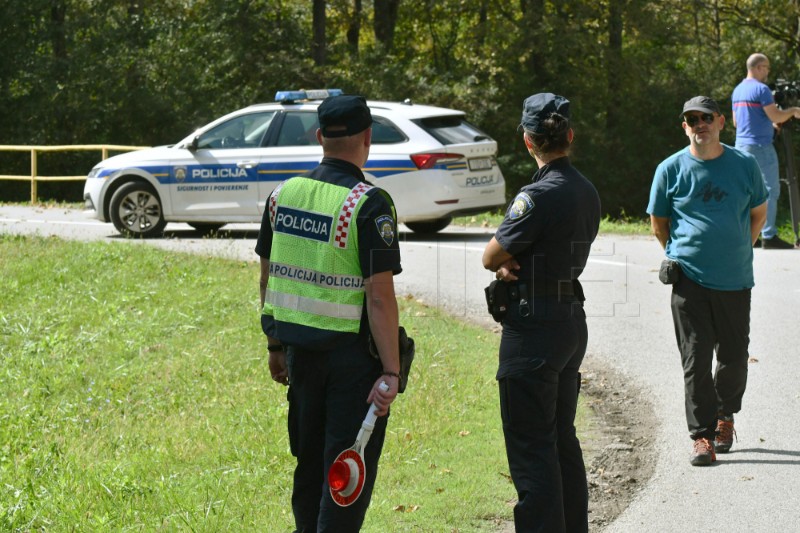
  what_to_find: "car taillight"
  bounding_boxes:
[410,153,464,170]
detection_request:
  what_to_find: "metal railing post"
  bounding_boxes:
[30,148,38,203]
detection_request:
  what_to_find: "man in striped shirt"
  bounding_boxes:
[732,53,800,249]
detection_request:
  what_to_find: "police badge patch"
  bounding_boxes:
[508,192,534,220]
[174,166,187,182]
[375,215,395,246]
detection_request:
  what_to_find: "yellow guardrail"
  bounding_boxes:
[0,144,149,203]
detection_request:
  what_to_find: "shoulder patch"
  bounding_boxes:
[375,214,395,246]
[509,192,535,220]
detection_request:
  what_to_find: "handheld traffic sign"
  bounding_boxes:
[328,381,389,507]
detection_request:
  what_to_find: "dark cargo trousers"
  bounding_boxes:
[497,301,589,533]
[670,275,751,441]
[286,340,386,533]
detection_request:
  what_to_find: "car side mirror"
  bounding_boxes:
[188,136,199,151]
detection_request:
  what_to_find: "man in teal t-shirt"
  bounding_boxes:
[647,96,767,467]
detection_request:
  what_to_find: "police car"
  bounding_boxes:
[83,89,506,237]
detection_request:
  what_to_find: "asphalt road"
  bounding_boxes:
[2,206,799,531]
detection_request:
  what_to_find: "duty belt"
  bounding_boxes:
[509,280,579,300]
[515,281,582,318]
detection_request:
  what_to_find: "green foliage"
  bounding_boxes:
[2,0,800,214]
[0,235,547,530]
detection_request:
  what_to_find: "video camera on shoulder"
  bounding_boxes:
[771,79,800,109]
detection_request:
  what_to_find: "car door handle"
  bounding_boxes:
[237,161,257,169]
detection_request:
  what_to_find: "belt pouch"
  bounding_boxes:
[484,280,510,322]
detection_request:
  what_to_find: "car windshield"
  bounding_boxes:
[196,111,276,149]
[412,116,492,145]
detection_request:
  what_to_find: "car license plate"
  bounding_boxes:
[468,157,492,171]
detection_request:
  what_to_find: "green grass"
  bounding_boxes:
[456,210,800,243]
[1,234,558,532]
[0,201,84,209]
[453,211,653,236]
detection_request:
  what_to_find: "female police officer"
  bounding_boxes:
[482,93,600,533]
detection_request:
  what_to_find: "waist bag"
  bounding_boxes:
[659,259,681,285]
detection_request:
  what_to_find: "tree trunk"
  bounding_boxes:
[50,0,67,65]
[519,0,547,87]
[347,0,362,58]
[476,0,488,48]
[312,0,326,65]
[374,0,400,51]
[606,0,623,132]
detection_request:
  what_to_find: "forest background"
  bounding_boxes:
[2,0,800,216]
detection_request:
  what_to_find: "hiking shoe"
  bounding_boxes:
[762,235,796,249]
[690,437,716,466]
[715,416,737,453]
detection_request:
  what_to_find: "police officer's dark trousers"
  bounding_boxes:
[670,275,751,441]
[286,338,386,533]
[497,298,589,533]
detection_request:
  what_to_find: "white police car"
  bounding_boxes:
[83,89,506,237]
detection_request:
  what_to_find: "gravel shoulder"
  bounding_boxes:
[474,320,657,533]
[580,356,655,530]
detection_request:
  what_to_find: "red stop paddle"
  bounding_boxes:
[328,381,389,507]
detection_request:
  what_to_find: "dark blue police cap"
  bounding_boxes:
[318,95,372,138]
[519,93,570,134]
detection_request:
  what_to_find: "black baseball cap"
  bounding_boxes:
[680,96,721,117]
[317,95,372,138]
[519,93,570,133]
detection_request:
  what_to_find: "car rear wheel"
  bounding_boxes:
[109,181,166,238]
[188,222,226,235]
[405,217,452,234]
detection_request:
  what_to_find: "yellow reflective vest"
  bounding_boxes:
[262,177,374,334]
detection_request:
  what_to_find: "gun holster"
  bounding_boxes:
[368,326,415,394]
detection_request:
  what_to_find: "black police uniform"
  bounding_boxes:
[255,157,401,532]
[494,156,600,533]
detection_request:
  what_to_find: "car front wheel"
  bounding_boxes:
[109,181,166,238]
[405,217,452,234]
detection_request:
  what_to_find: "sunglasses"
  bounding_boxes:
[683,113,715,127]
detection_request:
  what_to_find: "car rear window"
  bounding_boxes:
[272,112,407,146]
[412,116,492,145]
[276,112,319,146]
[372,117,407,144]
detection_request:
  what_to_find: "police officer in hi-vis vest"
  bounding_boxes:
[256,94,402,532]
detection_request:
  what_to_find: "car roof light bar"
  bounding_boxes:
[275,88,343,103]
